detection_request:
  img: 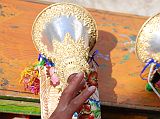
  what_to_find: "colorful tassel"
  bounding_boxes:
[20,54,55,94]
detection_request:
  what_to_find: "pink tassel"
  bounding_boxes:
[49,67,59,86]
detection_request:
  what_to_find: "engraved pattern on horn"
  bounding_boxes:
[40,33,90,118]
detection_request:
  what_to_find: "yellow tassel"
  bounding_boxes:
[19,62,39,85]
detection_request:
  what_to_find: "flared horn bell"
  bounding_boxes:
[32,3,98,60]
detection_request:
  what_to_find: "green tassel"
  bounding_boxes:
[36,60,45,67]
[146,83,153,91]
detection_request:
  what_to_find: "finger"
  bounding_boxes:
[67,73,77,83]
[72,79,86,98]
[63,72,84,99]
[68,86,96,113]
[58,72,84,107]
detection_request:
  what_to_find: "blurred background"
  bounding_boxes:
[41,0,160,16]
[1,0,160,119]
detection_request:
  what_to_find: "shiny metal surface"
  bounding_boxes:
[42,15,89,52]
[32,3,98,58]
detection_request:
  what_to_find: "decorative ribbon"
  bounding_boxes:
[88,98,100,108]
[140,58,160,80]
[88,50,109,68]
[38,54,55,67]
[88,50,99,67]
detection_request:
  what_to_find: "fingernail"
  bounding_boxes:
[76,72,84,78]
[68,73,77,83]
[88,86,96,92]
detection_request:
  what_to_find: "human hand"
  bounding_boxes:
[49,72,96,119]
